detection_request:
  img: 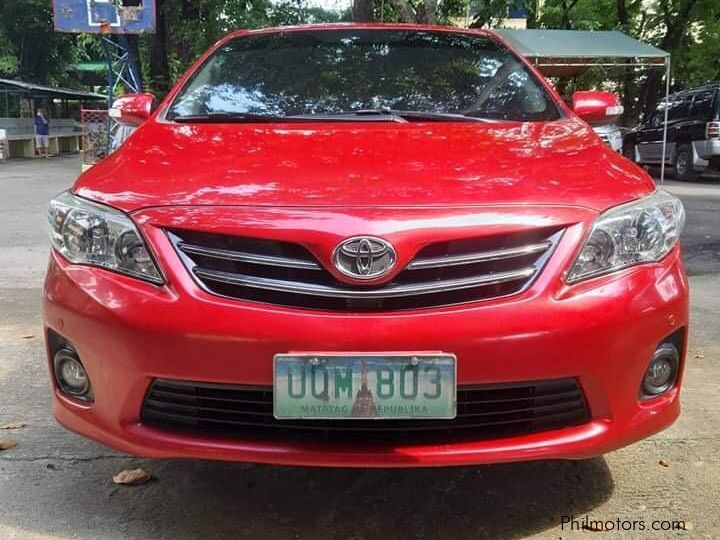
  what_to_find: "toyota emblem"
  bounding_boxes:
[332,236,397,280]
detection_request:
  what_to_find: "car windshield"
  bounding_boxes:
[166,29,562,122]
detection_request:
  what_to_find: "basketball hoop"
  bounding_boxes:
[52,0,156,34]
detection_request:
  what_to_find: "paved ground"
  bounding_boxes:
[0,155,718,540]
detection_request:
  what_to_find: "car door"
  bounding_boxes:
[638,95,691,163]
[636,102,666,163]
[664,93,692,162]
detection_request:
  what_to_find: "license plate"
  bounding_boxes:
[273,353,456,419]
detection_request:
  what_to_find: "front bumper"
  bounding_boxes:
[43,224,689,467]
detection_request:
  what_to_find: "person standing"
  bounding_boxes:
[34,108,50,158]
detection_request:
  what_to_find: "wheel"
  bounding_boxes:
[674,144,699,181]
[623,143,636,163]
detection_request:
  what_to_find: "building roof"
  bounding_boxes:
[493,29,669,76]
[0,78,105,100]
[68,62,107,73]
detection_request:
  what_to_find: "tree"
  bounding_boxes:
[144,0,272,95]
[637,0,702,116]
[0,0,78,84]
[469,1,519,28]
[148,1,171,93]
[352,0,374,22]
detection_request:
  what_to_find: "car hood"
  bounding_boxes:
[75,117,654,213]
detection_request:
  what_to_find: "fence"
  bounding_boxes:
[80,108,109,168]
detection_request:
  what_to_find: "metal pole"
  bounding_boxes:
[100,36,115,110]
[117,34,142,92]
[100,35,116,156]
[660,56,671,185]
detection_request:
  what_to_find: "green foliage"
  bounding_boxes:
[138,0,352,91]
[538,0,617,30]
[0,33,18,74]
[669,1,720,87]
[0,0,78,84]
[470,0,527,28]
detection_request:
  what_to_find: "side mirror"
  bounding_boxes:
[109,93,156,127]
[572,91,623,126]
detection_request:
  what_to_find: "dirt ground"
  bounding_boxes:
[0,155,718,539]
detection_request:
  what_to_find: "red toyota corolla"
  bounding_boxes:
[44,24,688,468]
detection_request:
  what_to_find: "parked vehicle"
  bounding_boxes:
[44,25,687,468]
[593,123,623,152]
[571,91,624,152]
[623,83,720,180]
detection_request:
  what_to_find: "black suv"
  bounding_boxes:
[623,83,720,180]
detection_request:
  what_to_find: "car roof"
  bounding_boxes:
[664,82,720,101]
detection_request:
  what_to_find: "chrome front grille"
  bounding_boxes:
[168,228,562,311]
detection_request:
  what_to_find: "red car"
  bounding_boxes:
[44,24,688,468]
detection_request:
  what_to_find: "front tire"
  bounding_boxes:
[674,144,699,181]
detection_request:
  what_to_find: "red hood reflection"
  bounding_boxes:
[75,117,654,213]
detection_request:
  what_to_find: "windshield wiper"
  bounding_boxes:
[331,108,496,122]
[170,112,292,123]
[169,110,497,124]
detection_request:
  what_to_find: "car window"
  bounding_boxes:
[650,102,667,127]
[649,95,690,127]
[167,29,562,122]
[690,90,715,119]
[668,94,691,121]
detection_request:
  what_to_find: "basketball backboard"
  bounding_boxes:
[53,0,156,34]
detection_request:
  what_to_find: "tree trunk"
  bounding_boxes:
[560,0,580,29]
[417,0,437,24]
[617,0,636,125]
[149,0,170,95]
[526,0,540,29]
[352,0,375,21]
[388,0,418,23]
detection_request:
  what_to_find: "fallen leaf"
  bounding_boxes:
[0,421,27,430]
[659,459,670,468]
[112,468,152,485]
[21,335,35,340]
[0,440,17,451]
[694,350,705,359]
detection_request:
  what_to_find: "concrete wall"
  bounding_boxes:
[0,118,80,158]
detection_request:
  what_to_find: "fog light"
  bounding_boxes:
[53,348,92,400]
[642,343,678,397]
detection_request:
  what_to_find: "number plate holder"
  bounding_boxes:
[273,353,456,420]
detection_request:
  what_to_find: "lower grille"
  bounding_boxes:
[142,377,590,445]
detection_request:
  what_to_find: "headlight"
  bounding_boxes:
[48,191,163,284]
[567,190,685,283]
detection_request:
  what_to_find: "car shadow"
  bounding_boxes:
[93,457,614,539]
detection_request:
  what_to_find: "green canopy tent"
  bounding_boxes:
[494,29,671,182]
